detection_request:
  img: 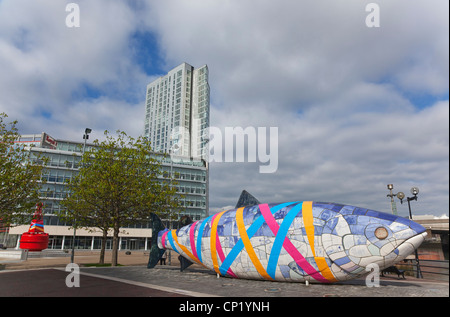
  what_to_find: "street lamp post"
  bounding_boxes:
[386,184,401,215]
[395,186,423,278]
[71,128,91,264]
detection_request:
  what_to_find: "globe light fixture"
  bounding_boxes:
[386,184,400,215]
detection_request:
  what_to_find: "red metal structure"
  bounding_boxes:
[19,202,49,252]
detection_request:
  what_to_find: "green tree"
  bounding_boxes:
[60,130,180,266]
[0,113,46,227]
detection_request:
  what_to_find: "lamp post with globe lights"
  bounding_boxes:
[392,186,423,278]
[396,187,419,221]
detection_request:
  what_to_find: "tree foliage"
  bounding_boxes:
[0,113,45,226]
[60,130,181,265]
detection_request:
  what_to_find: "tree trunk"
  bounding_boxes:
[111,223,120,266]
[99,229,107,264]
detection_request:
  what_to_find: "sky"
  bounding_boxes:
[0,0,448,218]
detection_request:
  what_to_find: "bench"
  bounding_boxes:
[381,266,405,279]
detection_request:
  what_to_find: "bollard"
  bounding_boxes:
[20,249,28,261]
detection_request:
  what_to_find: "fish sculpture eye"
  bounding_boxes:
[374,227,389,240]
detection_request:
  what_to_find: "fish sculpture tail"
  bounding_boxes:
[147,213,166,268]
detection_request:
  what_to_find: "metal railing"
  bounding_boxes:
[395,260,449,281]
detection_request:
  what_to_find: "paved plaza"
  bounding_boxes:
[0,250,448,299]
[81,265,449,297]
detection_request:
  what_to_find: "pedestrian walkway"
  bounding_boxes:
[0,250,160,269]
[0,268,188,297]
[1,250,448,298]
[82,265,449,297]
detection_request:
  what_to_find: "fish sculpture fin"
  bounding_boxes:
[179,215,193,227]
[179,255,194,272]
[235,190,260,208]
[147,213,166,268]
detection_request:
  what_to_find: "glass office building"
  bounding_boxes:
[6,62,210,251]
[144,62,210,161]
[143,62,210,220]
[7,132,207,250]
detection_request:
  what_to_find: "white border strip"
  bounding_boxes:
[60,268,220,297]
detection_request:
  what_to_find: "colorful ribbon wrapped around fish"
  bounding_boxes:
[148,201,426,283]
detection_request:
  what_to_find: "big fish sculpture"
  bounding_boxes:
[148,201,427,283]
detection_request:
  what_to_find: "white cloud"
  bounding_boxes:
[0,0,448,217]
[147,0,448,109]
[0,0,151,137]
[143,0,448,216]
[208,99,448,216]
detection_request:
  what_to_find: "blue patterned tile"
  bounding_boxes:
[356,215,372,225]
[334,256,351,266]
[314,202,335,210]
[349,224,366,235]
[325,217,338,231]
[353,207,367,215]
[319,209,335,221]
[254,223,275,237]
[340,206,355,215]
[366,210,396,222]
[331,204,344,212]
[314,225,324,235]
[344,215,358,225]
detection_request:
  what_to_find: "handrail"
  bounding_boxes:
[394,259,449,280]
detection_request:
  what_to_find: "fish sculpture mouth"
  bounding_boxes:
[324,218,427,278]
[326,231,427,278]
[392,231,427,260]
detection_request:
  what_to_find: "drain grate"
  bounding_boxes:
[264,288,281,293]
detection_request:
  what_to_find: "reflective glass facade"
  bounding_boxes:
[144,63,210,160]
[8,133,207,250]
